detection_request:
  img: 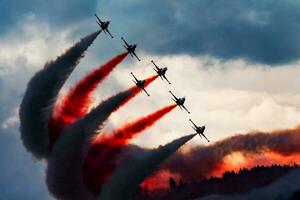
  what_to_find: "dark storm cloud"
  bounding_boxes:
[0,0,97,33]
[100,0,300,64]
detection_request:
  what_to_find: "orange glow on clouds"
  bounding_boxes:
[211,151,300,178]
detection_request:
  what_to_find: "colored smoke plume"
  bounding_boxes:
[116,74,159,109]
[94,104,176,146]
[48,52,128,148]
[82,104,176,194]
[46,89,136,200]
[100,134,197,200]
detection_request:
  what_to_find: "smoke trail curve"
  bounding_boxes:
[94,104,176,146]
[46,89,135,200]
[48,52,128,148]
[82,104,176,193]
[19,31,100,159]
[100,134,197,200]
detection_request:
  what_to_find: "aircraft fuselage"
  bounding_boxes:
[195,126,205,134]
[158,67,167,75]
[127,45,137,53]
[136,80,146,88]
[100,21,109,29]
[176,98,185,106]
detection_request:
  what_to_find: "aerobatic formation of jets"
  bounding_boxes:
[95,13,210,142]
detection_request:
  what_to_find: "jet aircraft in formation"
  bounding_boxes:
[95,14,209,142]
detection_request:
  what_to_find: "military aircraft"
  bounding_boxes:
[95,14,114,38]
[121,37,141,61]
[169,91,190,114]
[131,72,150,96]
[151,60,171,84]
[189,119,209,142]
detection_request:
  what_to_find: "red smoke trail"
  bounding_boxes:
[48,52,128,148]
[82,104,176,194]
[107,75,159,114]
[94,104,177,146]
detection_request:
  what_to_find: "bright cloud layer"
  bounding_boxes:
[103,54,300,148]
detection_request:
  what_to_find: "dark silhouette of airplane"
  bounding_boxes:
[189,119,209,142]
[121,37,141,61]
[151,60,171,84]
[169,91,190,114]
[94,14,113,38]
[131,72,150,96]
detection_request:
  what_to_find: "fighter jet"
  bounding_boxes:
[121,37,141,61]
[189,119,209,142]
[95,14,114,38]
[151,60,171,84]
[131,72,150,96]
[169,91,190,114]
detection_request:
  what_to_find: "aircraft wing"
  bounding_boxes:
[141,87,150,96]
[171,98,177,104]
[130,72,139,82]
[94,14,102,23]
[163,75,171,84]
[189,119,197,127]
[132,52,141,61]
[169,91,178,100]
[192,126,197,132]
[105,28,114,38]
[121,37,130,46]
[181,105,190,114]
[201,133,210,142]
[151,61,160,70]
[153,67,159,73]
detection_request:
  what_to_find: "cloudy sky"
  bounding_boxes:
[1,0,300,199]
